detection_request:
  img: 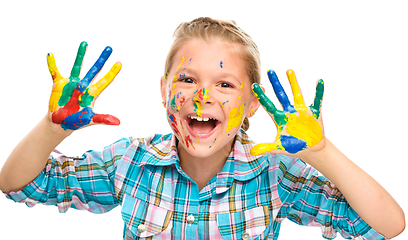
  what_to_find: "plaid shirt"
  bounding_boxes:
[5,130,385,239]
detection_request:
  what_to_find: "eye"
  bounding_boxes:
[218,82,234,88]
[179,78,195,84]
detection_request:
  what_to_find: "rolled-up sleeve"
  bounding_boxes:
[274,155,386,240]
[4,137,132,214]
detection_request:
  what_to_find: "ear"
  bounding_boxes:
[246,84,265,118]
[160,76,166,106]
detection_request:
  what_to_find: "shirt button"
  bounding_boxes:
[137,224,147,233]
[186,214,195,224]
[242,232,250,240]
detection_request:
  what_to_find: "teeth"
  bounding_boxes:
[189,116,214,122]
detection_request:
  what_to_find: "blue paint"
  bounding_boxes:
[77,46,113,92]
[179,73,185,78]
[280,135,307,154]
[213,138,217,143]
[267,70,296,113]
[220,61,223,68]
[61,107,94,130]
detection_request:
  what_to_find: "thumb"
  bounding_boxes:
[92,114,120,126]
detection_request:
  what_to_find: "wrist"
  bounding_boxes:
[43,114,73,139]
[298,137,336,169]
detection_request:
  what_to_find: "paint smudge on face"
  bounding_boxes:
[173,56,185,82]
[197,88,210,103]
[225,102,245,133]
[180,73,186,78]
[238,95,242,100]
[179,96,186,110]
[185,135,195,149]
[170,95,178,113]
[167,112,183,140]
[240,82,243,89]
[220,61,223,68]
[193,97,203,117]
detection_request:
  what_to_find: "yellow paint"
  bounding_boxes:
[193,96,203,117]
[49,78,69,112]
[173,56,185,82]
[287,70,307,111]
[250,128,285,155]
[47,53,63,82]
[88,62,122,97]
[286,111,323,147]
[238,95,242,100]
[202,89,210,103]
[240,81,243,89]
[225,102,245,133]
[47,53,67,112]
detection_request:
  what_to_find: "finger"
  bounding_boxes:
[70,41,88,81]
[252,83,287,126]
[77,46,113,92]
[92,113,120,126]
[250,142,280,156]
[79,62,122,107]
[267,70,295,113]
[310,79,324,119]
[47,53,63,82]
[89,62,122,97]
[286,70,307,110]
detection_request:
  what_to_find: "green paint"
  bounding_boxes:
[193,89,198,94]
[79,89,94,107]
[70,41,88,81]
[252,83,287,126]
[58,79,79,106]
[310,79,324,119]
[170,95,178,112]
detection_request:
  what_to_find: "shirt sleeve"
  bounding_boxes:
[3,137,132,214]
[273,154,387,240]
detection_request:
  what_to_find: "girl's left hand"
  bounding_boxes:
[251,69,326,157]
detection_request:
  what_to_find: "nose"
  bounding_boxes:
[193,87,214,105]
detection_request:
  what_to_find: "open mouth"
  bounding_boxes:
[186,115,220,137]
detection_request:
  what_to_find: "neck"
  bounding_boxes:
[177,139,234,191]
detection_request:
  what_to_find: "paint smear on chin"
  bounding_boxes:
[225,102,245,133]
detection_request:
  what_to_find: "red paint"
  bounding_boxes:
[179,96,186,108]
[197,89,204,101]
[52,89,82,124]
[93,114,120,125]
[185,135,195,150]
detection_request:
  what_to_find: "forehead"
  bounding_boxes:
[170,39,247,75]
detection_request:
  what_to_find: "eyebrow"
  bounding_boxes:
[179,68,242,82]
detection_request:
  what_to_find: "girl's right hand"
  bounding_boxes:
[47,41,122,131]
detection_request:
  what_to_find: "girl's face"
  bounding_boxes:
[161,39,260,158]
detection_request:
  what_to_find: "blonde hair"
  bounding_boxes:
[164,17,261,131]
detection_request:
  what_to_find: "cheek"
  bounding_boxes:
[167,84,187,114]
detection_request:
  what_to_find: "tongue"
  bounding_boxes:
[191,120,214,133]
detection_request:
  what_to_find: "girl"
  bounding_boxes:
[0,17,404,239]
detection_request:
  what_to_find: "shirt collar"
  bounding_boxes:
[138,130,269,183]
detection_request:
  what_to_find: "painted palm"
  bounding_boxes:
[251,70,324,155]
[47,41,121,130]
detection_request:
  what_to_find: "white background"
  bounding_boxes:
[0,0,407,239]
